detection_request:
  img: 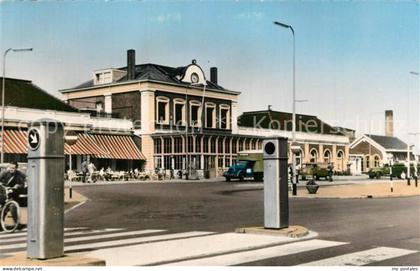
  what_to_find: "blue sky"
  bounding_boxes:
[1,1,419,148]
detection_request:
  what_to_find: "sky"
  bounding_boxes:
[1,1,419,151]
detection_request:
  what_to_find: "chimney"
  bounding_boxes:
[385,110,393,137]
[127,49,136,80]
[210,67,218,85]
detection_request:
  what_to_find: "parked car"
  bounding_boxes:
[300,163,330,180]
[368,163,420,179]
[223,151,263,182]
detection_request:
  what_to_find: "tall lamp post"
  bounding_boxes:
[407,71,419,185]
[1,47,33,164]
[273,21,298,195]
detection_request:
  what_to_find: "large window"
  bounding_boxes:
[174,137,182,153]
[173,99,185,126]
[324,150,331,163]
[156,97,169,124]
[164,138,171,154]
[205,103,216,128]
[190,101,202,127]
[373,155,380,167]
[154,139,162,154]
[310,149,318,163]
[219,105,230,129]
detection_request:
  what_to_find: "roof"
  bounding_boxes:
[237,110,342,135]
[1,77,77,112]
[365,134,408,150]
[69,63,226,91]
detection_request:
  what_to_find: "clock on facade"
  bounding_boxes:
[191,72,199,83]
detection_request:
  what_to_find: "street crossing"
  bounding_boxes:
[0,227,417,266]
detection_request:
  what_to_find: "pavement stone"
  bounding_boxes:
[0,252,105,266]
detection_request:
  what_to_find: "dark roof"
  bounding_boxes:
[238,110,341,135]
[1,77,78,112]
[333,126,355,132]
[366,134,408,150]
[71,63,226,91]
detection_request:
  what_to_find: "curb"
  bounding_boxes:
[235,225,310,238]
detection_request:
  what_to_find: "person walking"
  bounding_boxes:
[81,159,88,183]
[87,162,97,183]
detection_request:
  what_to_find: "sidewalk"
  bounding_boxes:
[293,180,420,198]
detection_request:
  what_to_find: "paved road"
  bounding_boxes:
[6,181,418,266]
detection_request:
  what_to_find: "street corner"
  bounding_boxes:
[235,225,315,239]
[64,189,88,211]
[0,252,105,266]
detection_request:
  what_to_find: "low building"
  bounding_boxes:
[1,77,145,171]
[349,110,414,174]
[237,109,351,172]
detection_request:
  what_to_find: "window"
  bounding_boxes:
[219,105,230,129]
[195,136,201,153]
[164,156,171,169]
[239,139,244,152]
[174,137,182,153]
[310,149,318,163]
[337,150,345,171]
[225,139,230,153]
[164,138,171,154]
[156,97,169,124]
[232,139,237,153]
[366,155,370,169]
[154,139,162,154]
[251,139,256,150]
[211,137,216,153]
[203,137,209,153]
[173,99,185,126]
[324,150,331,163]
[205,103,216,128]
[374,155,380,167]
[218,139,223,153]
[190,101,202,127]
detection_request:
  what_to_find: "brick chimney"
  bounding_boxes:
[127,49,136,80]
[385,110,393,137]
[210,67,218,85]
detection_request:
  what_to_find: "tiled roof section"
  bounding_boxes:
[72,63,226,90]
[366,134,408,150]
[1,77,78,112]
[238,110,341,135]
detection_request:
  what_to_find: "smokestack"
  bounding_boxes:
[385,110,393,137]
[127,49,136,80]
[210,67,218,85]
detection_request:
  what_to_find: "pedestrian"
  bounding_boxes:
[87,161,97,183]
[327,163,334,182]
[81,159,88,183]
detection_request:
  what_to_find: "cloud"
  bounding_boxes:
[149,13,182,23]
[236,11,264,20]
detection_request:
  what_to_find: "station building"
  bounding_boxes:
[60,50,351,176]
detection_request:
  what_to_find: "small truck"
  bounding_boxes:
[223,150,263,182]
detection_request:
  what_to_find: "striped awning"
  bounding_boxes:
[3,130,145,160]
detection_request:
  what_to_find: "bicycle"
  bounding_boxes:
[0,184,23,233]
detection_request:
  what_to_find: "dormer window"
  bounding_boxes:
[180,60,207,85]
[93,69,127,85]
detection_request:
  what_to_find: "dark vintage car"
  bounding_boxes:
[300,163,332,180]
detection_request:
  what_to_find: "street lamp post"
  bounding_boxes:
[387,153,393,193]
[407,71,419,185]
[1,47,33,164]
[274,21,298,195]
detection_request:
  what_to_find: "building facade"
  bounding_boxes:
[1,77,145,171]
[61,50,351,177]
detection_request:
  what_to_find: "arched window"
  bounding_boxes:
[373,155,380,167]
[156,96,170,124]
[337,150,344,171]
[324,150,331,163]
[310,149,318,163]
